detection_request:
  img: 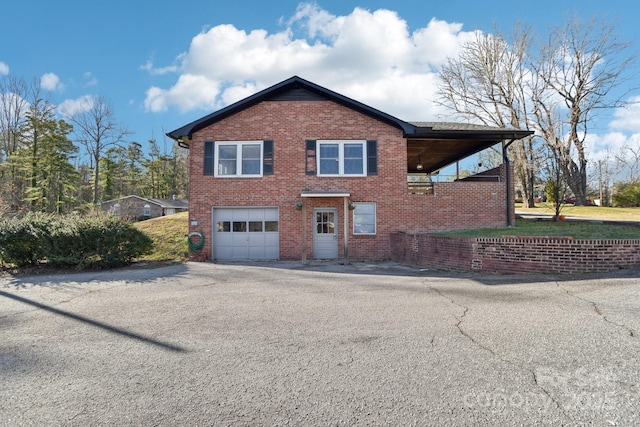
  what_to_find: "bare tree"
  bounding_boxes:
[0,76,29,208]
[66,96,131,205]
[438,25,540,207]
[534,16,636,205]
[596,154,613,207]
[616,142,640,183]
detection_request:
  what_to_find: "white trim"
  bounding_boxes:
[301,192,350,198]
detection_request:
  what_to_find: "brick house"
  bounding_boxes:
[99,195,188,220]
[167,76,531,262]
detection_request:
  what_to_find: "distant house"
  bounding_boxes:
[166,76,531,262]
[99,195,188,220]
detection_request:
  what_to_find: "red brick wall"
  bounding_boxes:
[390,233,640,274]
[187,99,514,261]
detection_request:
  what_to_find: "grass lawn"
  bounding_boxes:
[439,217,640,239]
[134,211,189,262]
[516,203,640,222]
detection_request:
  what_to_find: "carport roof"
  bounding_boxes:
[406,122,533,173]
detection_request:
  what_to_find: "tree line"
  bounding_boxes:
[438,15,638,207]
[0,76,187,217]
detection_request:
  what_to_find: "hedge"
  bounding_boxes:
[0,213,153,269]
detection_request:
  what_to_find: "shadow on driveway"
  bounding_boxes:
[0,289,187,353]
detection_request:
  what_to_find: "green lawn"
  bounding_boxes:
[134,211,189,261]
[516,203,640,222]
[438,217,640,239]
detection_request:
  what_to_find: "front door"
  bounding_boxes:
[313,208,338,259]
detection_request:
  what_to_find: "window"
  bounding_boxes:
[305,139,378,176]
[215,141,263,177]
[112,203,121,217]
[143,204,151,217]
[206,140,274,178]
[265,221,278,232]
[353,203,376,234]
[317,140,366,176]
[217,220,278,233]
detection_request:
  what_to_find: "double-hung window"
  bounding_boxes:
[215,141,263,177]
[317,140,366,176]
[353,202,376,234]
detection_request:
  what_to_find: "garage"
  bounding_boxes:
[212,207,279,260]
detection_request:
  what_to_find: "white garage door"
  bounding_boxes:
[212,207,279,260]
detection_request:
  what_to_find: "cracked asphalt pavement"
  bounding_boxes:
[1,261,639,426]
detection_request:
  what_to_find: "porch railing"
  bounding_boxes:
[407,174,502,195]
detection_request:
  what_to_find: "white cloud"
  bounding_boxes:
[585,131,627,160]
[57,95,95,118]
[0,61,8,76]
[143,3,476,120]
[83,72,98,87]
[140,59,179,76]
[287,2,343,40]
[41,73,64,91]
[610,96,640,132]
[144,74,220,113]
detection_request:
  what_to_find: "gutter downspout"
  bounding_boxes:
[503,137,517,227]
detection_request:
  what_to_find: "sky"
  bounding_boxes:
[1,0,639,170]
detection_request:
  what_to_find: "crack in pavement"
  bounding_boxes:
[556,282,636,338]
[427,283,572,422]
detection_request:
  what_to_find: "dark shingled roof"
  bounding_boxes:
[166,76,533,173]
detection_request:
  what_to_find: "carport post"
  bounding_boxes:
[302,202,307,264]
[343,197,349,264]
[503,137,516,228]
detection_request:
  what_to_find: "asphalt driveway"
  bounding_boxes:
[1,261,639,426]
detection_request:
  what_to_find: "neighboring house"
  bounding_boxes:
[99,195,188,220]
[167,76,531,262]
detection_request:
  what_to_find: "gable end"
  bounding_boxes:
[268,87,328,102]
[166,76,417,143]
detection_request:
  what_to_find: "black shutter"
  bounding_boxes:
[263,139,274,175]
[305,140,316,175]
[367,140,378,175]
[204,140,215,176]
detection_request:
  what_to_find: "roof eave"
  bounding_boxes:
[407,129,534,140]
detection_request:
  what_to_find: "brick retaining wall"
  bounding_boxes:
[390,232,640,274]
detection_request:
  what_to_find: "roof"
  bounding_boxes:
[166,76,533,173]
[147,198,189,209]
[99,195,188,209]
[407,122,533,173]
[166,75,417,142]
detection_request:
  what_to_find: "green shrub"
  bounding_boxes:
[612,181,640,207]
[545,180,558,203]
[0,214,153,269]
[0,213,50,267]
[83,216,154,268]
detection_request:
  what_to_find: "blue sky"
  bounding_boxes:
[1,0,638,167]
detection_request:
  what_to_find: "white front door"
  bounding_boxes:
[313,208,338,259]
